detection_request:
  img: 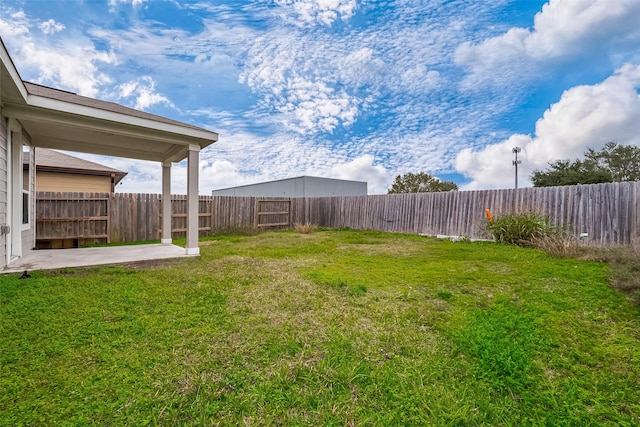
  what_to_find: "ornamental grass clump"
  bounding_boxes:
[294,222,318,234]
[531,229,580,258]
[486,212,553,245]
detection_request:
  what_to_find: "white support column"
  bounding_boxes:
[5,120,13,267]
[8,119,23,263]
[161,161,172,244]
[185,144,200,256]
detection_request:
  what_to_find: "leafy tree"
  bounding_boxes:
[584,142,640,182]
[531,142,640,187]
[530,159,612,187]
[387,172,458,194]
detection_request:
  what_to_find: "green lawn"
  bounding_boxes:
[1,230,639,426]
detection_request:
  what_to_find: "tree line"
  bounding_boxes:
[531,142,640,187]
[387,142,640,193]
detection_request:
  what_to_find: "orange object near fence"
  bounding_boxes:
[485,209,493,223]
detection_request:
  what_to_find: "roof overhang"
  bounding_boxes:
[3,100,218,162]
[1,40,217,163]
[0,39,28,104]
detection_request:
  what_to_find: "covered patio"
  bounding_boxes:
[1,41,218,270]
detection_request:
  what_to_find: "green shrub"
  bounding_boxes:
[486,212,553,245]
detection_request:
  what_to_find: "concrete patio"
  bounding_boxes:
[1,244,191,275]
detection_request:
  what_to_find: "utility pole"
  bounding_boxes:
[512,147,522,189]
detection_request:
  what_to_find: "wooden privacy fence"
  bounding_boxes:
[297,181,640,246]
[35,181,640,248]
[35,192,293,247]
[36,192,110,248]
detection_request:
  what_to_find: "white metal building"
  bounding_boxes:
[211,176,367,197]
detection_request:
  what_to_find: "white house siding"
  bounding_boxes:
[0,114,7,268]
[0,114,35,269]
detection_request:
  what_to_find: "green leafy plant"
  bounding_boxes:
[452,300,547,392]
[486,212,553,245]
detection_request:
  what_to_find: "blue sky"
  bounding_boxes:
[1,0,639,194]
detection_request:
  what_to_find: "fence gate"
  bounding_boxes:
[158,196,214,238]
[254,199,292,229]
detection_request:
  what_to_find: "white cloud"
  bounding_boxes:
[19,44,115,98]
[274,0,357,26]
[239,29,363,134]
[455,135,532,190]
[0,11,116,97]
[326,154,390,194]
[158,157,252,196]
[400,66,441,94]
[526,0,640,59]
[108,0,147,8]
[0,10,29,38]
[236,0,498,160]
[456,0,640,86]
[38,19,65,35]
[455,64,640,189]
[117,76,174,110]
[200,159,250,192]
[278,78,359,133]
[236,2,467,138]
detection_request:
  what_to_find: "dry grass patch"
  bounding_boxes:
[294,222,318,234]
[531,231,581,258]
[337,240,426,257]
